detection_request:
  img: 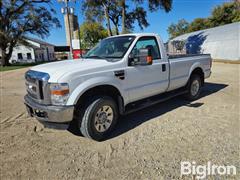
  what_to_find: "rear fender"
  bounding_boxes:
[188,62,203,80]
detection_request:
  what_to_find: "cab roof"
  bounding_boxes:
[108,33,159,38]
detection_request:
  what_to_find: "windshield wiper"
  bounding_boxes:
[84,55,104,59]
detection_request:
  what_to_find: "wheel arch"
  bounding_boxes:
[189,67,204,86]
[75,84,125,115]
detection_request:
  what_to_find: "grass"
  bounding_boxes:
[0,65,32,72]
[0,61,59,72]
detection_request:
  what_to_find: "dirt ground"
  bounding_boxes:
[0,62,239,179]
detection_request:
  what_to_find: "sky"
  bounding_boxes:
[43,0,229,45]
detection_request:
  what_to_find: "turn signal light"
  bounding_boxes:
[51,89,69,96]
[147,56,153,64]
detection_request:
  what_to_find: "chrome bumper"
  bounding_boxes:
[24,95,74,123]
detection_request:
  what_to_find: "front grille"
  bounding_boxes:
[25,70,50,103]
[39,80,44,99]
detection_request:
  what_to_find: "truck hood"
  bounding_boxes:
[30,59,115,82]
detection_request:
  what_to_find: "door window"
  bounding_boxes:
[131,37,161,60]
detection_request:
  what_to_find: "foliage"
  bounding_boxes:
[188,18,211,32]
[135,0,172,12]
[82,0,173,36]
[78,22,108,49]
[126,7,149,31]
[0,0,60,66]
[167,19,189,39]
[82,0,115,36]
[108,0,123,35]
[167,1,240,39]
[82,1,105,23]
[209,2,240,26]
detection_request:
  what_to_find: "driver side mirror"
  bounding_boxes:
[128,48,153,66]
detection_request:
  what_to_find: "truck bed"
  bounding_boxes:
[167,54,211,91]
[168,54,211,59]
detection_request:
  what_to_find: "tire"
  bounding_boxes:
[185,74,202,101]
[76,96,118,141]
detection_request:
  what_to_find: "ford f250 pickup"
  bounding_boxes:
[24,33,212,141]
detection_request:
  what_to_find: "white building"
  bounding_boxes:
[168,22,240,61]
[8,37,55,64]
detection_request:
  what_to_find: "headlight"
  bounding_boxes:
[49,83,70,105]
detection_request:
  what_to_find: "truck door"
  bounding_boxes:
[126,36,169,103]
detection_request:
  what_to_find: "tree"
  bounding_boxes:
[0,0,60,66]
[82,0,127,36]
[147,0,172,12]
[188,18,211,32]
[167,19,189,39]
[82,1,104,23]
[125,7,149,31]
[121,0,172,33]
[108,1,122,35]
[78,22,108,49]
[167,1,240,39]
[209,2,240,27]
[111,3,150,34]
[82,0,114,36]
[120,0,126,34]
[82,0,173,35]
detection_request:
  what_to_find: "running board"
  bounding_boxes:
[124,88,188,115]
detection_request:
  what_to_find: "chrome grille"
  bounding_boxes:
[25,70,50,103]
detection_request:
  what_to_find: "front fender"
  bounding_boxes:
[66,76,127,106]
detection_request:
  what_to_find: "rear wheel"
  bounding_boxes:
[75,96,118,141]
[185,74,202,100]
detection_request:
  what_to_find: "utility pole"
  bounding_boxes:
[78,0,82,58]
[78,25,82,58]
[58,0,75,59]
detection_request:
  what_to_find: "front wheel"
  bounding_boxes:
[77,96,118,141]
[185,74,202,101]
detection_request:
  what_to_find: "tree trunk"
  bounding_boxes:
[103,5,112,36]
[121,0,126,34]
[0,44,14,66]
[1,49,10,66]
[114,23,119,35]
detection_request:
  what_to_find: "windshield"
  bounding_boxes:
[83,36,135,60]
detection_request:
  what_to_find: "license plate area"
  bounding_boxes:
[26,105,34,117]
[26,105,48,118]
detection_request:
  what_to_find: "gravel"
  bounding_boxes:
[0,62,239,179]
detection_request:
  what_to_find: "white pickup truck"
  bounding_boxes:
[24,33,212,140]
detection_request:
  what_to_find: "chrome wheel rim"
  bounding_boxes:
[94,105,113,132]
[191,79,200,96]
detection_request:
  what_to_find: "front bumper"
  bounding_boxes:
[24,95,74,123]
